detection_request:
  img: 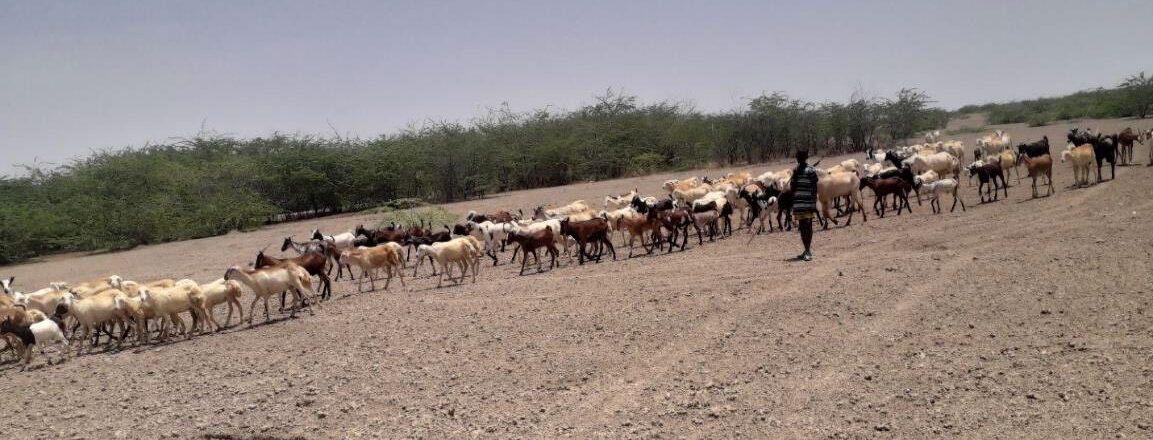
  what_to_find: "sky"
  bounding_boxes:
[2,0,1151,173]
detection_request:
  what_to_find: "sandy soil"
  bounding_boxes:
[2,118,1152,439]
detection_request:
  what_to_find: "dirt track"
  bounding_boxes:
[2,119,1153,439]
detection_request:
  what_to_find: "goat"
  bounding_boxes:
[884,150,909,169]
[137,283,211,339]
[924,130,940,143]
[725,171,753,186]
[532,200,592,220]
[12,283,70,316]
[817,172,867,229]
[1022,154,1054,198]
[198,278,244,330]
[909,152,961,181]
[909,170,939,205]
[225,263,316,325]
[504,226,560,275]
[559,217,616,264]
[404,229,452,276]
[313,228,357,280]
[353,224,406,247]
[1,315,69,369]
[966,161,1007,202]
[692,192,733,236]
[466,220,511,265]
[1061,144,1097,187]
[255,250,332,304]
[978,130,1012,158]
[651,207,693,252]
[604,189,639,211]
[340,243,407,292]
[1070,128,1117,181]
[1117,128,1140,166]
[1142,128,1153,166]
[672,184,713,206]
[991,149,1021,184]
[739,181,789,234]
[465,210,517,224]
[502,219,569,265]
[1016,136,1051,162]
[601,206,645,243]
[920,178,965,213]
[60,290,129,352]
[689,201,725,245]
[616,209,661,257]
[860,176,912,218]
[662,178,701,194]
[1144,128,1153,166]
[721,186,749,232]
[1094,134,1119,181]
[942,140,965,163]
[415,238,484,288]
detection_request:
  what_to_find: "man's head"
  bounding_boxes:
[795,149,809,165]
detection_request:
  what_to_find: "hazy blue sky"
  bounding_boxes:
[2,0,1151,173]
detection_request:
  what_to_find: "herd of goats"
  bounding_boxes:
[0,126,1150,370]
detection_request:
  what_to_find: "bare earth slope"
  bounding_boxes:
[1,119,1152,439]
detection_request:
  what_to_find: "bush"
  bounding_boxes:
[374,206,460,230]
[1026,113,1051,127]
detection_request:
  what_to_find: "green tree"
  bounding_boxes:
[883,88,934,144]
[1120,72,1153,118]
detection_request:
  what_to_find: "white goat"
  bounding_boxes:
[199,278,244,329]
[604,189,638,210]
[62,290,128,353]
[919,178,965,213]
[225,263,316,324]
[415,238,484,288]
[138,283,210,339]
[0,315,70,369]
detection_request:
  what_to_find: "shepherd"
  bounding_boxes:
[790,149,820,261]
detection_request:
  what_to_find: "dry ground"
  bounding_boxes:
[1,118,1152,439]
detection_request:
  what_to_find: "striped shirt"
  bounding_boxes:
[790,165,819,214]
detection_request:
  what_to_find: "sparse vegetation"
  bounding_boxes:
[955,72,1153,126]
[374,206,459,230]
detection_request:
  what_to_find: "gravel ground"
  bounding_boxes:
[1,118,1152,439]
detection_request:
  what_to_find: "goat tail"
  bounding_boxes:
[394,246,406,269]
[298,269,312,290]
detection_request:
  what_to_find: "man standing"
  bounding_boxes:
[789,149,819,261]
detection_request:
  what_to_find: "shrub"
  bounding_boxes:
[375,206,460,230]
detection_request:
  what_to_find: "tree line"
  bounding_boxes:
[1,87,946,263]
[956,72,1153,127]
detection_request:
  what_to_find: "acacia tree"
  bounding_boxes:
[1120,72,1153,118]
[846,90,881,151]
[883,88,934,144]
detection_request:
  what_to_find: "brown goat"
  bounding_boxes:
[1022,154,1054,198]
[559,217,617,264]
[504,226,560,275]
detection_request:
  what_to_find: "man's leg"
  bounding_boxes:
[799,217,813,259]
